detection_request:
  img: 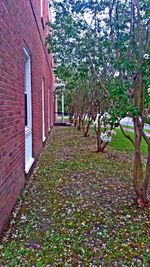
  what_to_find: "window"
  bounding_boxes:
[42,78,46,141]
[40,0,43,18]
[24,47,34,173]
[48,88,50,131]
[25,93,27,126]
[47,1,51,21]
[24,48,31,130]
[40,0,45,29]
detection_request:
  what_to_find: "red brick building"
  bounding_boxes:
[0,0,54,233]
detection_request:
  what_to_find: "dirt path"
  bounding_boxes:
[0,127,150,266]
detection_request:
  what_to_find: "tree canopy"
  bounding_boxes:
[47,0,150,207]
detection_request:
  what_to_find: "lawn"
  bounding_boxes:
[121,124,150,133]
[0,127,149,266]
[110,128,148,155]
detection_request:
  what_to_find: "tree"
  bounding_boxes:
[104,0,150,206]
[47,0,150,206]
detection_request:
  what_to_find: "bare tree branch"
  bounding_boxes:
[119,122,135,146]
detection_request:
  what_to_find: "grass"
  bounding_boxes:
[0,127,149,266]
[110,128,148,155]
[121,124,150,133]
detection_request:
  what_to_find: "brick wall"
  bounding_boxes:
[0,0,54,233]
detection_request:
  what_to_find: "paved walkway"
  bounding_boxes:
[0,127,149,266]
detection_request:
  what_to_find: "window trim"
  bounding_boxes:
[42,77,46,142]
[40,0,43,18]
[40,0,45,29]
[23,47,32,132]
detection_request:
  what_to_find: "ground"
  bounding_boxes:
[0,127,150,266]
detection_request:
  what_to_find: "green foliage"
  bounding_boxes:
[46,0,150,124]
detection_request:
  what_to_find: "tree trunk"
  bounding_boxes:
[74,117,77,127]
[133,117,144,199]
[132,117,150,206]
[81,114,85,129]
[139,143,150,206]
[77,115,82,131]
[133,144,143,196]
[83,124,90,137]
[96,132,102,152]
[96,116,102,152]
[101,141,108,152]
